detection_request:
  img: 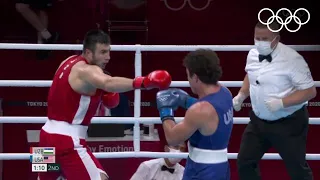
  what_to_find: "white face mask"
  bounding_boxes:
[254,36,277,55]
[167,147,182,164]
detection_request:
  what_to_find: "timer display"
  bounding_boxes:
[32,164,47,172]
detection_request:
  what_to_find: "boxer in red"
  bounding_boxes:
[38,29,171,180]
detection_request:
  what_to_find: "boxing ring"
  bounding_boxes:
[0,43,320,162]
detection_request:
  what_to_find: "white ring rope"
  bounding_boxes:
[0,80,320,87]
[0,43,319,161]
[0,117,320,124]
[1,152,320,160]
[0,43,320,51]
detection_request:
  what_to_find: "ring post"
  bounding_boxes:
[0,99,3,180]
[134,45,142,152]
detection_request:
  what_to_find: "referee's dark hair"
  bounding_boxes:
[255,19,281,35]
[183,49,222,85]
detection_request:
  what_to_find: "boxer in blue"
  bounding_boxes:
[156,49,233,180]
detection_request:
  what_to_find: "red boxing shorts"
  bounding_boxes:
[38,120,108,180]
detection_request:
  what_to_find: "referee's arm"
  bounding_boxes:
[282,57,317,108]
[239,74,250,98]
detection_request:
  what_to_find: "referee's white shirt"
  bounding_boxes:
[245,42,314,121]
[130,158,184,180]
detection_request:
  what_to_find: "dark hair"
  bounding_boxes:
[255,20,280,34]
[183,49,222,85]
[83,29,111,52]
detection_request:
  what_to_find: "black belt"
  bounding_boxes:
[257,105,306,124]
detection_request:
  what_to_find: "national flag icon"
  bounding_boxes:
[43,156,55,163]
[43,148,55,155]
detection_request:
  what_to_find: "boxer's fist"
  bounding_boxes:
[133,70,171,90]
[156,89,180,122]
[102,92,120,109]
[169,88,197,109]
[156,89,181,110]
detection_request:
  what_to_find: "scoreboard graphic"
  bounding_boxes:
[30,147,60,172]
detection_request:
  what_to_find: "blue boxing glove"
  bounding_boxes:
[156,89,181,122]
[170,88,197,109]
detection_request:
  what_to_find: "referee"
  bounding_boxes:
[233,21,316,180]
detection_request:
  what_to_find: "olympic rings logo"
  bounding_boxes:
[258,8,310,32]
[161,0,213,11]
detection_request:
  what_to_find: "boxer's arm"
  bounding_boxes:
[162,102,216,146]
[78,65,134,93]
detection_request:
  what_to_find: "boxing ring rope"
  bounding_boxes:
[1,152,320,160]
[0,43,320,51]
[0,43,320,161]
[1,117,320,125]
[1,80,320,88]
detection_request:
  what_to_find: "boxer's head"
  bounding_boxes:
[183,49,222,95]
[82,29,111,69]
[164,143,186,166]
[254,20,280,55]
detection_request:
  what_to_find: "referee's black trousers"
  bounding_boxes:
[237,106,313,180]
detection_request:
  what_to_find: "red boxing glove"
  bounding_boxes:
[102,92,120,109]
[133,70,172,90]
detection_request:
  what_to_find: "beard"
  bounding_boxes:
[91,55,98,65]
[91,56,103,69]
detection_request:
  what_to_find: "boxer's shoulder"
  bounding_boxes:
[59,55,79,67]
[189,101,215,114]
[187,101,219,135]
[72,63,106,93]
[74,63,102,77]
[68,65,99,96]
[186,101,216,124]
[66,62,91,84]
[56,56,85,73]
